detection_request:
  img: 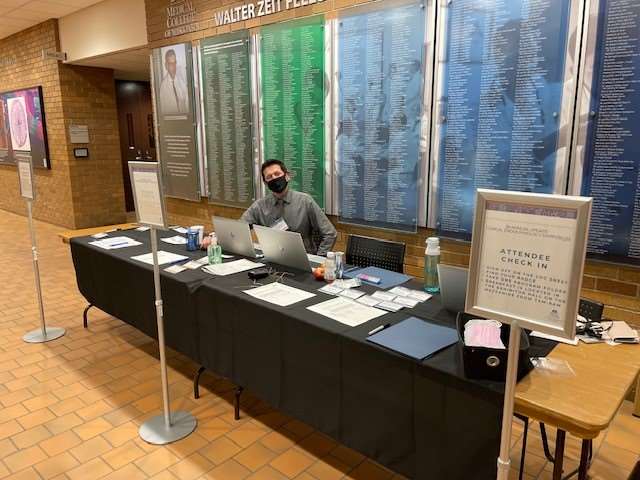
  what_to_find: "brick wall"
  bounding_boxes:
[145,0,640,324]
[0,20,126,229]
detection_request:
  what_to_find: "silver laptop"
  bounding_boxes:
[438,264,469,312]
[212,217,256,258]
[253,225,312,272]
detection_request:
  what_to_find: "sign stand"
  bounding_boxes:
[129,161,196,445]
[496,322,521,480]
[465,189,592,480]
[18,159,65,344]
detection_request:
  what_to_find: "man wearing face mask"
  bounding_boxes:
[240,159,337,256]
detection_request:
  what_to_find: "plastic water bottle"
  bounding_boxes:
[424,237,440,293]
[324,252,336,282]
[207,233,223,265]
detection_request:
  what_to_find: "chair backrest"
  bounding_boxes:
[579,298,604,322]
[345,234,406,273]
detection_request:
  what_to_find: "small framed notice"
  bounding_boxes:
[128,161,167,229]
[17,158,34,200]
[466,190,592,339]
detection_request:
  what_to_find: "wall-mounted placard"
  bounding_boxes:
[336,0,431,232]
[429,0,581,238]
[571,0,640,265]
[151,43,201,201]
[200,31,256,208]
[259,16,326,208]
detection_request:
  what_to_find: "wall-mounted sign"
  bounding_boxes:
[69,125,89,144]
[165,0,199,38]
[214,0,327,27]
[466,189,592,339]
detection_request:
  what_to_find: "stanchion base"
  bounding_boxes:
[139,411,197,445]
[23,327,66,343]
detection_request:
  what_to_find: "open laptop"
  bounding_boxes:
[438,264,469,312]
[253,225,312,272]
[212,216,257,258]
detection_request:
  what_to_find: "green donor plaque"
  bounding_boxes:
[261,16,325,208]
[201,31,256,208]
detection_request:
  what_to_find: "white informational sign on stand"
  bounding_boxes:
[129,161,167,229]
[465,189,592,480]
[128,161,196,444]
[17,158,34,200]
[18,157,65,343]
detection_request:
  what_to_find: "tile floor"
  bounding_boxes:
[0,209,638,480]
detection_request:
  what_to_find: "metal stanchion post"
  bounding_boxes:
[139,226,196,444]
[22,199,65,343]
[496,322,521,480]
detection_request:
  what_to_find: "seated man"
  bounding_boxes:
[241,159,337,256]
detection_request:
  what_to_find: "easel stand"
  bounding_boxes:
[139,226,196,444]
[22,200,65,343]
[496,322,522,480]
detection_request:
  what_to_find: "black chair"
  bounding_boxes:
[345,234,406,273]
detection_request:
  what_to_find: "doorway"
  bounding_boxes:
[115,80,156,212]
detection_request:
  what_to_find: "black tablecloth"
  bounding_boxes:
[70,232,556,480]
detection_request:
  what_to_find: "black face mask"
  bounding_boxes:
[267,175,288,194]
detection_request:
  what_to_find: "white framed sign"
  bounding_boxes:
[17,158,34,200]
[466,189,592,339]
[128,161,168,229]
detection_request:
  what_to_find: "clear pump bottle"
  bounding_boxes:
[207,233,223,265]
[424,237,440,293]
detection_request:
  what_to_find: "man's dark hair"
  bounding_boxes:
[261,159,288,181]
[165,49,176,61]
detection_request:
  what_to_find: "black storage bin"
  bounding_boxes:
[456,312,533,382]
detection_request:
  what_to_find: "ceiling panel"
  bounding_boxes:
[0,0,103,40]
[70,47,150,81]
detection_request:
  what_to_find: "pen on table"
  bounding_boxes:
[368,323,390,336]
[108,241,129,247]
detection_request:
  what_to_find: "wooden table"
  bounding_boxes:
[58,223,138,244]
[515,342,640,479]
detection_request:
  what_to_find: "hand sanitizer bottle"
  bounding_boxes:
[424,237,440,293]
[208,233,223,265]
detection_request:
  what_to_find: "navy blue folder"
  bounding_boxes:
[367,317,459,361]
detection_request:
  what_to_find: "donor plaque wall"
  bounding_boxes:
[430,0,578,239]
[336,0,429,232]
[572,0,640,265]
[200,31,256,209]
[259,16,326,209]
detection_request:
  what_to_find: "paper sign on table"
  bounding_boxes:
[244,282,316,307]
[307,297,386,327]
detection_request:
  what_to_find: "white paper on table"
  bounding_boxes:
[194,256,209,265]
[388,286,432,303]
[307,297,386,327]
[244,282,316,307]
[202,259,264,276]
[183,261,203,270]
[393,296,420,308]
[319,285,343,295]
[91,232,108,239]
[339,289,365,300]
[356,295,380,307]
[172,227,189,234]
[161,235,188,245]
[332,278,361,289]
[531,330,579,346]
[135,226,150,231]
[131,251,188,265]
[377,301,404,312]
[90,236,142,250]
[371,291,397,302]
[388,286,412,297]
[222,254,234,259]
[165,265,186,274]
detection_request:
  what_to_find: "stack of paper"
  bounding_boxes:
[161,235,187,245]
[244,282,316,307]
[388,286,432,303]
[203,259,264,276]
[307,297,386,327]
[90,236,142,250]
[131,251,188,265]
